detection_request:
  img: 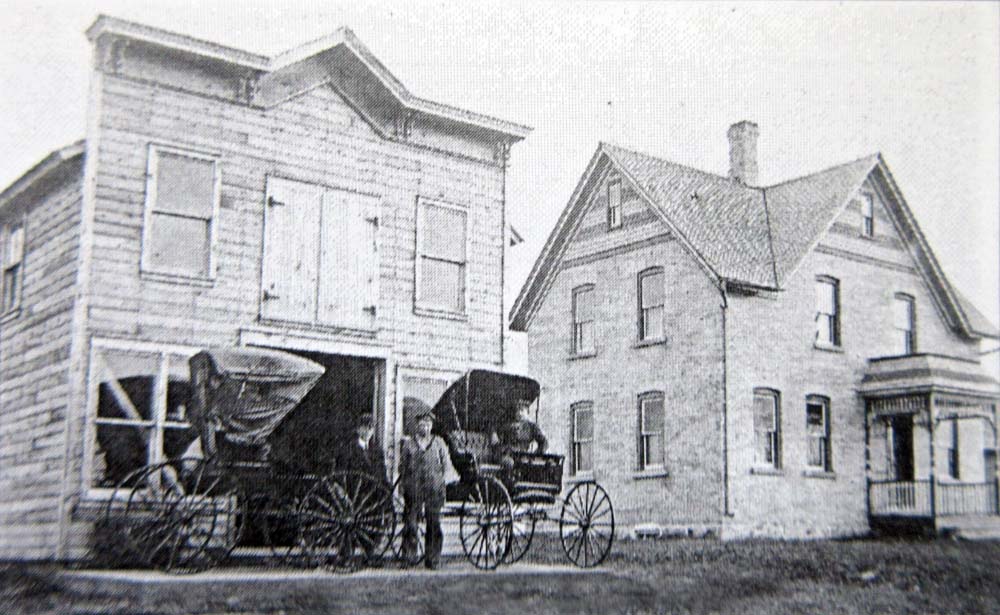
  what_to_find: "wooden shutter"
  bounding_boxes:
[260,177,322,323]
[318,189,380,330]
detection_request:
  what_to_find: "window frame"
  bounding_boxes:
[637,391,666,471]
[414,197,469,317]
[607,178,623,230]
[815,276,841,348]
[805,395,832,472]
[752,388,782,471]
[1,221,25,315]
[140,143,222,282]
[893,293,917,355]
[637,267,665,343]
[860,192,875,238]
[571,401,595,476]
[571,284,596,356]
[942,417,960,480]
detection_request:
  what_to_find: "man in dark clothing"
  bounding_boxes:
[399,409,453,569]
[491,399,547,484]
[334,413,388,485]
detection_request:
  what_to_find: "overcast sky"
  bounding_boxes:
[1,1,997,355]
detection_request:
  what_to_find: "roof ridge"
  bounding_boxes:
[600,141,743,186]
[764,153,880,190]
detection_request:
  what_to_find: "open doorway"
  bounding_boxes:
[888,415,915,482]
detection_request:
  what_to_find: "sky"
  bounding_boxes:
[1,1,998,365]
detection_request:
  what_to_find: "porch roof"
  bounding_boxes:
[861,353,1000,400]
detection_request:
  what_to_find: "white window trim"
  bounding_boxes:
[571,402,595,476]
[805,395,832,472]
[571,284,596,357]
[860,191,875,238]
[638,392,665,472]
[753,389,782,471]
[414,196,469,318]
[1,220,26,317]
[607,178,623,230]
[637,267,666,344]
[140,143,222,283]
[81,337,204,499]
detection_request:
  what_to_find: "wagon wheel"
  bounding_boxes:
[559,481,614,568]
[502,501,537,565]
[244,468,315,567]
[299,470,395,571]
[460,476,513,570]
[390,476,424,567]
[106,458,242,573]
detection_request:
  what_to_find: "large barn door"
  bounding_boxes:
[260,177,322,323]
[317,189,380,330]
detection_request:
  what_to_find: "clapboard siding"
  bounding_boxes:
[0,163,82,559]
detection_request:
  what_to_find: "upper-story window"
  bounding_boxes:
[638,268,665,342]
[893,293,916,355]
[753,388,781,470]
[860,192,875,238]
[571,402,594,475]
[607,178,623,230]
[571,284,595,355]
[416,199,467,314]
[142,145,221,280]
[815,276,840,347]
[638,391,665,471]
[2,222,25,314]
[805,395,832,472]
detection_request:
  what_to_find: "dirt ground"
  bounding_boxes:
[3,536,999,614]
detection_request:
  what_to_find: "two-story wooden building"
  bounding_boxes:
[0,16,529,560]
[511,121,1000,539]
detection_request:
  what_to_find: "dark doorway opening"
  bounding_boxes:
[889,415,915,482]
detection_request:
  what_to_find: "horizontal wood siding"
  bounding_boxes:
[0,168,82,559]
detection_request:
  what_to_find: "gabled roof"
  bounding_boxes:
[85,16,530,140]
[0,141,85,216]
[510,143,998,340]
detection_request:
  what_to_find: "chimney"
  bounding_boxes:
[727,121,759,186]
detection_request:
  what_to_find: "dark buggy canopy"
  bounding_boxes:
[188,347,325,448]
[431,369,540,436]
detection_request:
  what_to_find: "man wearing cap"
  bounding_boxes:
[399,408,453,569]
[335,413,388,485]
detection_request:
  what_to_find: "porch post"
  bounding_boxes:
[928,392,936,518]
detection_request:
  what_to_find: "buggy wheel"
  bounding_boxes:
[502,501,537,565]
[559,481,614,568]
[460,476,513,570]
[299,471,395,571]
[106,458,242,573]
[244,468,315,567]
[390,477,424,567]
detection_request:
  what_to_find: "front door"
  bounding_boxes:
[889,415,915,481]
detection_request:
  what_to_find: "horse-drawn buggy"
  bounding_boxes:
[99,348,613,572]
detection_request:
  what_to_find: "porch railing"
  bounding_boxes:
[936,481,998,516]
[869,480,932,516]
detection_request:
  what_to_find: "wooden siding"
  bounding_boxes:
[0,165,82,559]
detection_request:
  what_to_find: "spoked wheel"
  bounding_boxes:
[245,468,316,567]
[502,501,537,565]
[390,477,424,568]
[459,476,513,570]
[104,458,242,573]
[559,481,614,568]
[299,470,395,571]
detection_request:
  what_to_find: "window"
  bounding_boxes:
[893,294,916,355]
[638,392,665,470]
[571,402,594,475]
[815,276,840,347]
[141,145,220,279]
[607,179,623,229]
[2,223,24,313]
[571,285,595,355]
[805,396,831,471]
[89,344,196,489]
[753,389,781,469]
[942,418,960,480]
[416,199,467,314]
[860,193,875,237]
[638,268,665,342]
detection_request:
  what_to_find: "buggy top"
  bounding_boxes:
[431,369,540,437]
[188,347,325,448]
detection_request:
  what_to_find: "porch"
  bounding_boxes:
[862,354,1000,537]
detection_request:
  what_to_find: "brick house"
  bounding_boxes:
[510,121,1000,539]
[0,16,529,560]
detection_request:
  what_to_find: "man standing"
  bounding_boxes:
[335,413,388,485]
[399,408,452,569]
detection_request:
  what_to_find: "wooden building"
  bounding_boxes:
[511,122,1000,539]
[0,16,529,560]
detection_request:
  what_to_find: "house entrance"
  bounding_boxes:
[888,415,914,481]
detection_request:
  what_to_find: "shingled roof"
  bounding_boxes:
[510,142,997,340]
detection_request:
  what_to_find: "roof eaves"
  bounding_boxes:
[0,141,85,214]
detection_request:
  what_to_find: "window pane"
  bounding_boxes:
[3,266,18,311]
[893,297,913,330]
[421,204,466,262]
[816,280,836,314]
[418,258,464,312]
[642,306,664,340]
[92,423,152,487]
[97,350,160,421]
[147,213,210,277]
[641,397,664,433]
[806,403,825,433]
[816,314,833,345]
[156,152,216,218]
[861,194,873,218]
[574,288,594,322]
[640,271,664,308]
[6,225,24,265]
[753,394,776,431]
[753,392,778,467]
[807,437,825,468]
[163,424,198,460]
[574,407,593,440]
[645,434,663,467]
[576,441,593,472]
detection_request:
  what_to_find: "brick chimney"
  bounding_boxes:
[727,121,759,186]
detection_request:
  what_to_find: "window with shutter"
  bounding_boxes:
[753,389,781,469]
